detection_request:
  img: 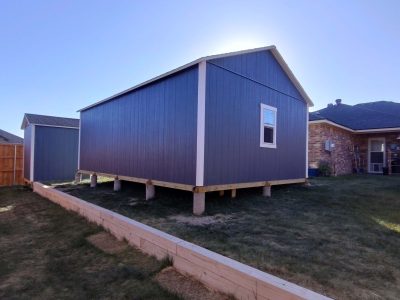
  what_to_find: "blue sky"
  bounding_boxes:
[1,0,399,137]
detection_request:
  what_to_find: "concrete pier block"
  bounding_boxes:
[74,173,82,184]
[231,189,237,198]
[146,184,155,200]
[90,174,97,188]
[114,179,121,191]
[193,192,205,215]
[263,185,271,197]
[219,190,225,197]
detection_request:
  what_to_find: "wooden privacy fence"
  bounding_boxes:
[0,144,24,186]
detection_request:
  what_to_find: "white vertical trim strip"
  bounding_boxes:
[196,61,206,186]
[305,105,309,178]
[30,125,35,181]
[77,117,81,170]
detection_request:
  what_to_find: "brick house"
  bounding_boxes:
[309,100,400,175]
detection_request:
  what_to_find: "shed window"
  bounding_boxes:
[260,103,277,148]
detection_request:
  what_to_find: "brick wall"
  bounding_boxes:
[309,122,400,175]
[308,123,354,175]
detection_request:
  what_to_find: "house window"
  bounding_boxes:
[260,103,277,148]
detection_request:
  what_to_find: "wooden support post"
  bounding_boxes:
[263,185,271,197]
[145,184,155,200]
[114,178,121,191]
[219,190,225,197]
[231,189,237,198]
[193,192,205,215]
[90,174,97,188]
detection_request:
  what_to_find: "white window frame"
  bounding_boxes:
[367,137,386,174]
[260,103,277,149]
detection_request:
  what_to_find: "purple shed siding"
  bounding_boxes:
[203,51,307,185]
[79,66,198,185]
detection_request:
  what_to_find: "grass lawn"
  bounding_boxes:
[0,186,181,299]
[60,175,400,299]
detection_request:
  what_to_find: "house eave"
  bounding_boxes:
[309,120,400,134]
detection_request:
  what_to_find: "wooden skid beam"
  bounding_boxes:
[78,170,194,191]
[194,178,306,193]
[78,170,305,194]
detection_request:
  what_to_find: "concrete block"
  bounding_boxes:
[74,173,82,184]
[263,186,271,197]
[193,192,205,215]
[113,179,121,191]
[145,184,155,200]
[90,174,97,188]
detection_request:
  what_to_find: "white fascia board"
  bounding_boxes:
[196,61,206,186]
[355,127,400,133]
[309,120,354,132]
[78,45,313,111]
[269,47,313,107]
[309,119,400,134]
[33,124,79,130]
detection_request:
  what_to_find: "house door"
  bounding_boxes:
[368,138,386,173]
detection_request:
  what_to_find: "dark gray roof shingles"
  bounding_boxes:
[0,129,23,144]
[22,113,79,129]
[309,101,400,130]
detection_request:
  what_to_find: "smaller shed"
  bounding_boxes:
[21,113,79,182]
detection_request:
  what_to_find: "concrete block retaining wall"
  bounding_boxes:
[33,182,331,300]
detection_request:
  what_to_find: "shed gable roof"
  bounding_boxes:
[79,46,313,112]
[21,113,79,129]
[309,101,400,130]
[0,129,23,144]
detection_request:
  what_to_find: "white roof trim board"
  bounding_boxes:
[79,45,313,112]
[21,114,80,129]
[309,119,400,133]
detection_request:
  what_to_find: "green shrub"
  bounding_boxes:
[318,160,332,176]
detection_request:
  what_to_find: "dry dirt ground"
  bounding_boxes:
[0,186,230,300]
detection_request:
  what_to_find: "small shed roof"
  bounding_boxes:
[21,113,79,129]
[78,45,313,112]
[0,129,23,144]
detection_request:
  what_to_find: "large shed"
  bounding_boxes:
[78,46,313,214]
[21,113,79,182]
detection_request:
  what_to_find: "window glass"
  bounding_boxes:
[263,109,275,126]
[260,104,277,148]
[371,140,384,152]
[264,127,273,143]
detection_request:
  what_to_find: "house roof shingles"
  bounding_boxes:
[309,101,400,130]
[0,129,23,144]
[21,113,79,129]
